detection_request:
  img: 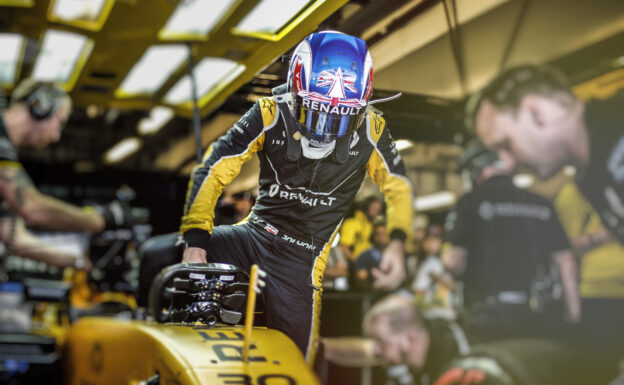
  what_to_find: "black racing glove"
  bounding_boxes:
[183,228,211,251]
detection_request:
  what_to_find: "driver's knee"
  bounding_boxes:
[136,232,183,306]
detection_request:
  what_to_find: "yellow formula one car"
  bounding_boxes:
[2,263,320,385]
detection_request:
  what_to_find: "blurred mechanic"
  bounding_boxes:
[339,195,384,262]
[178,31,412,361]
[0,80,129,270]
[352,219,390,290]
[363,294,468,384]
[322,294,468,384]
[324,294,599,385]
[412,224,456,320]
[442,141,580,343]
[554,181,624,377]
[469,64,624,244]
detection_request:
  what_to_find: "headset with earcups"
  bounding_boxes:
[12,80,65,121]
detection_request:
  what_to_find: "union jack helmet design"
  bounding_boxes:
[287,31,373,144]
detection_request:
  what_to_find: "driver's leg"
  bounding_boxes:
[258,228,338,365]
[203,224,259,272]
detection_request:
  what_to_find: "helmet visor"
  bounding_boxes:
[291,94,366,144]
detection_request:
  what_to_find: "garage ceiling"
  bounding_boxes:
[1,0,346,114]
[1,0,623,178]
[371,0,624,98]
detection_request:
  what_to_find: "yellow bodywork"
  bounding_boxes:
[63,317,320,385]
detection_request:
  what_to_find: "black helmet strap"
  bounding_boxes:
[332,134,351,164]
[274,96,302,162]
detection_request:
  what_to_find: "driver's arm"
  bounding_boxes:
[180,100,272,260]
[365,112,413,290]
[365,113,413,245]
[0,161,104,233]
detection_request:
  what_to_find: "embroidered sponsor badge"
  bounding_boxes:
[264,224,279,235]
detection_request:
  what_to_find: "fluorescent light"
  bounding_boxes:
[235,0,310,34]
[117,45,188,97]
[0,34,24,86]
[104,137,142,164]
[414,191,456,211]
[138,106,175,135]
[51,0,106,21]
[159,0,236,39]
[164,57,243,105]
[613,56,624,68]
[512,174,534,189]
[31,29,91,85]
[394,139,414,151]
[86,104,100,119]
[0,0,34,6]
[255,73,279,81]
[246,94,263,103]
[47,0,114,31]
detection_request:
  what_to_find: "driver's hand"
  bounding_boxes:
[182,247,207,264]
[371,239,405,291]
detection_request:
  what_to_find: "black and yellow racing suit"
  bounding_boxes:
[180,92,412,362]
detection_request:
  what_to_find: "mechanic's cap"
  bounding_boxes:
[459,140,500,181]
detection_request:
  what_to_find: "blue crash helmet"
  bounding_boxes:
[286,31,373,145]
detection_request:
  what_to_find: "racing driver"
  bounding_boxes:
[179,31,413,363]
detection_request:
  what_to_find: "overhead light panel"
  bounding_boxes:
[138,106,175,135]
[48,0,115,31]
[394,139,414,151]
[0,34,25,86]
[159,0,236,40]
[164,57,244,106]
[104,137,142,164]
[235,0,311,35]
[116,45,188,97]
[414,191,456,211]
[31,29,93,89]
[0,0,34,7]
[255,73,279,81]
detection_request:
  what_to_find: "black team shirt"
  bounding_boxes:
[444,176,570,305]
[577,91,624,244]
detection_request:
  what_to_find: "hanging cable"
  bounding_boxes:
[186,42,203,164]
[442,0,467,95]
[499,0,531,72]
